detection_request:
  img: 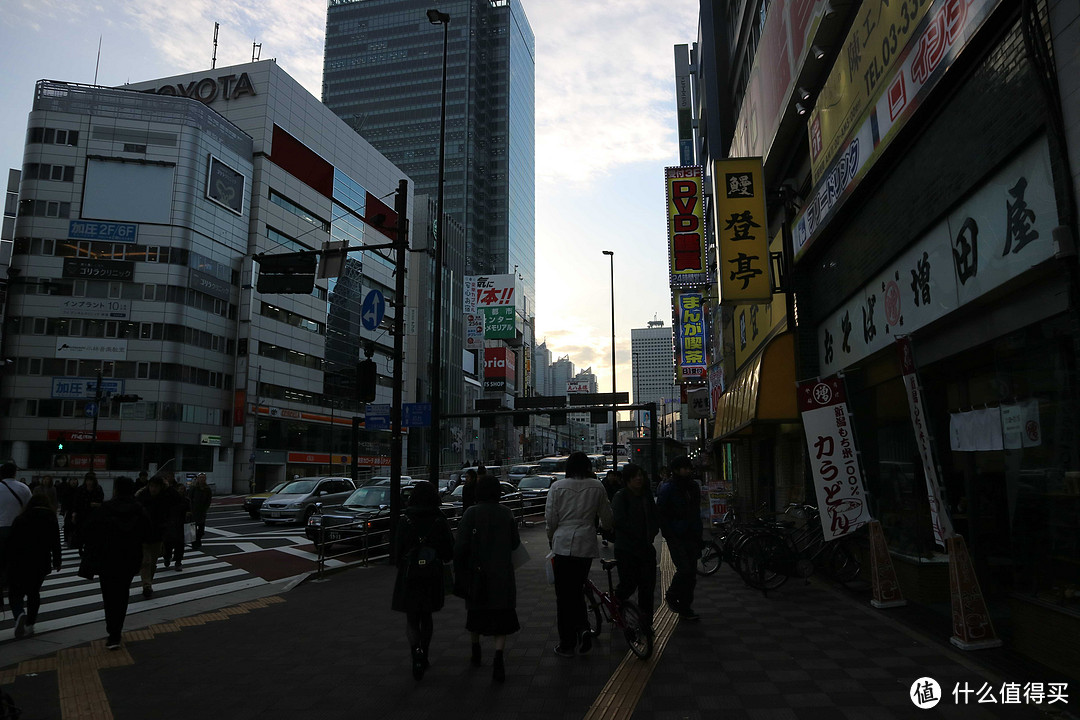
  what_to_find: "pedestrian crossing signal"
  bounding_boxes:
[58,441,63,451]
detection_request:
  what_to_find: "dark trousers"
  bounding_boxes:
[193,515,207,547]
[99,573,135,640]
[163,538,185,567]
[552,555,592,648]
[664,536,698,611]
[614,549,657,628]
[9,575,45,624]
[405,610,434,655]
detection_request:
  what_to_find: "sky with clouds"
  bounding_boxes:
[0,0,699,400]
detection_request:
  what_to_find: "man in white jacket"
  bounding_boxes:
[545,451,613,657]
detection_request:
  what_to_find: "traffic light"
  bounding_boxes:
[256,252,317,294]
[356,359,377,404]
[57,441,63,451]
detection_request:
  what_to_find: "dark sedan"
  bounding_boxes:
[305,484,395,549]
[516,474,556,500]
[440,480,526,521]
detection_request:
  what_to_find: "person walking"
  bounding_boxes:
[72,472,104,552]
[454,475,521,683]
[135,476,178,599]
[7,488,61,638]
[391,481,454,681]
[189,473,213,550]
[544,451,613,658]
[162,483,190,571]
[611,463,659,634]
[82,477,152,649]
[60,478,79,548]
[460,469,478,513]
[656,455,703,620]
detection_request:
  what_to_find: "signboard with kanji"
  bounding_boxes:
[715,158,773,304]
[483,306,517,339]
[797,376,872,539]
[675,291,706,382]
[665,166,707,286]
[464,275,516,315]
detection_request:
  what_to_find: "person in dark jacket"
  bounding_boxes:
[391,481,454,681]
[454,475,521,683]
[72,472,104,551]
[83,476,153,649]
[60,478,79,548]
[656,455,703,620]
[611,463,659,633]
[460,469,478,512]
[188,473,213,549]
[135,475,179,599]
[162,483,190,571]
[8,488,62,638]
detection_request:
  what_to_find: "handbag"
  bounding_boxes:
[183,522,195,544]
[511,541,530,569]
[544,551,556,585]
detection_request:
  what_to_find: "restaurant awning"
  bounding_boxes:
[713,331,799,440]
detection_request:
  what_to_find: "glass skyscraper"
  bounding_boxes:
[323,0,536,307]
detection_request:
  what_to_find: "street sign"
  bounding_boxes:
[361,289,386,331]
[403,402,431,427]
[365,403,391,431]
[84,403,97,418]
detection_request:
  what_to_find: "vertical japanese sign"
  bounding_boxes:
[465,313,485,349]
[715,158,773,303]
[896,337,955,550]
[798,376,873,539]
[676,292,706,382]
[666,166,707,286]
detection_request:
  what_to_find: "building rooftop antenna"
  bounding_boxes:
[212,22,220,69]
[93,36,102,85]
[252,40,262,63]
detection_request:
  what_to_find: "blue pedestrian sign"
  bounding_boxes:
[403,402,431,428]
[85,402,97,418]
[361,289,386,331]
[365,403,391,431]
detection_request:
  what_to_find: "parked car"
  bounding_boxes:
[242,480,290,520]
[440,480,523,520]
[508,463,540,484]
[305,483,395,549]
[261,476,357,524]
[361,475,413,487]
[536,456,569,475]
[516,474,556,500]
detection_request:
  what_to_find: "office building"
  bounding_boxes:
[3,61,414,491]
[631,320,678,435]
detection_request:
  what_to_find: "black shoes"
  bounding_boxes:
[679,608,701,621]
[105,635,121,650]
[142,586,153,600]
[553,643,575,658]
[492,651,505,683]
[412,647,426,680]
[578,629,592,654]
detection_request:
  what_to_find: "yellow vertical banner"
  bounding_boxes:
[715,158,773,304]
[666,166,707,286]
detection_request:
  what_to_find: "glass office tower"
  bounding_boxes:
[323,0,536,306]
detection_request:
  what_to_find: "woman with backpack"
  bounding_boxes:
[391,480,454,681]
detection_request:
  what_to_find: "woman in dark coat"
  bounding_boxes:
[460,469,478,512]
[611,463,659,633]
[72,472,104,551]
[8,489,62,638]
[453,475,520,683]
[162,483,190,571]
[392,481,454,681]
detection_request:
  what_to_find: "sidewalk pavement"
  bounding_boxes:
[0,522,1073,720]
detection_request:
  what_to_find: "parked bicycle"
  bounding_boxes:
[583,558,653,659]
[739,504,861,591]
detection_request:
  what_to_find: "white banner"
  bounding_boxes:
[797,376,873,539]
[896,337,955,550]
[465,313,485,349]
[55,339,127,360]
[464,274,516,314]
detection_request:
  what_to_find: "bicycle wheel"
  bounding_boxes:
[697,541,722,576]
[739,534,788,590]
[584,586,604,637]
[825,540,861,583]
[617,601,653,659]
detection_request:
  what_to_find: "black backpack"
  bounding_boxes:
[403,518,442,589]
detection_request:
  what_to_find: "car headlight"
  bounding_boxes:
[286,502,303,509]
[307,515,322,526]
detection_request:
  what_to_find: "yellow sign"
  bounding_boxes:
[808,0,935,182]
[666,166,707,286]
[715,158,772,304]
[733,235,787,369]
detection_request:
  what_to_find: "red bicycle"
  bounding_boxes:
[583,558,654,659]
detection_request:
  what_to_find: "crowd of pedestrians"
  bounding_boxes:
[392,450,705,684]
[0,466,214,649]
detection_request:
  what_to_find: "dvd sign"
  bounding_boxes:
[484,347,515,392]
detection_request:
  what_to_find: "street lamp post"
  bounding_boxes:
[602,250,617,471]
[428,8,450,484]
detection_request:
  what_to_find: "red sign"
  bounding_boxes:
[47,430,121,442]
[484,347,515,392]
[234,390,246,426]
[287,452,330,464]
[54,454,107,470]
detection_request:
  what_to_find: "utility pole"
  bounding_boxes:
[389,178,408,562]
[88,367,103,471]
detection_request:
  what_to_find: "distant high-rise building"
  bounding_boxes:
[532,341,551,396]
[631,320,677,434]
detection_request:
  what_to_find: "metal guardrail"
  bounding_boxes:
[312,495,549,579]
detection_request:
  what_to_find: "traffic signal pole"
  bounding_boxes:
[388,179,408,563]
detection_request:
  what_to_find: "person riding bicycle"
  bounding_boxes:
[610,463,658,634]
[656,455,702,621]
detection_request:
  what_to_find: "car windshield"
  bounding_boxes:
[537,458,566,473]
[344,486,391,508]
[447,485,464,499]
[280,480,317,494]
[518,476,550,489]
[510,465,534,475]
